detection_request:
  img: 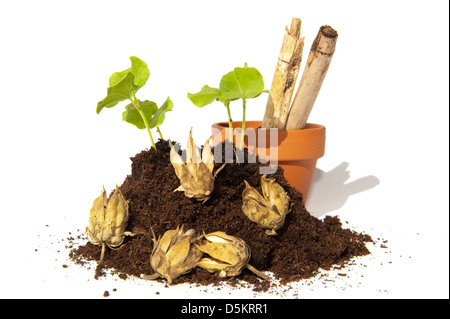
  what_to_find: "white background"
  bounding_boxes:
[0,0,448,299]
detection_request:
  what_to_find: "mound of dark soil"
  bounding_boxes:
[71,140,371,290]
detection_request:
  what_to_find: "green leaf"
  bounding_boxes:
[218,63,265,104]
[97,72,138,114]
[148,97,173,128]
[130,56,150,88]
[187,85,219,107]
[109,68,131,87]
[108,56,149,91]
[122,100,158,129]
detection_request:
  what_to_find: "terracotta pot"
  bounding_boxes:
[211,121,325,203]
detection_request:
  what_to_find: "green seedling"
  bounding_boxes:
[187,63,267,150]
[96,56,173,149]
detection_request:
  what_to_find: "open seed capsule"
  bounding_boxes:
[170,128,224,202]
[196,231,270,281]
[141,226,203,284]
[242,175,290,235]
[86,185,134,262]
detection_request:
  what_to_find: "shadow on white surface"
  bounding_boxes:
[307,162,380,218]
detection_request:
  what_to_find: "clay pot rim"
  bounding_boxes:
[211,120,326,160]
[211,121,325,133]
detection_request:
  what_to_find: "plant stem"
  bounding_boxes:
[100,242,106,263]
[239,98,247,150]
[247,264,270,281]
[225,102,233,143]
[132,96,156,149]
[156,127,164,140]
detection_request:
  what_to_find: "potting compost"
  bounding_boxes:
[71,140,372,290]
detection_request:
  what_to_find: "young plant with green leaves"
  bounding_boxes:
[96,56,173,149]
[187,63,267,150]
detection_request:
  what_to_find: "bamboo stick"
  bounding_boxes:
[262,18,305,129]
[285,25,338,130]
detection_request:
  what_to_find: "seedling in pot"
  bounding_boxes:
[96,56,173,149]
[187,63,268,150]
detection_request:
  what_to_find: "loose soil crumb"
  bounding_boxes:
[71,140,372,290]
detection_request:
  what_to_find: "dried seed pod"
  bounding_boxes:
[141,226,203,284]
[170,128,225,203]
[242,175,290,235]
[86,185,134,262]
[196,231,270,281]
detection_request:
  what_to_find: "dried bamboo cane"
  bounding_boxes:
[285,25,338,130]
[262,18,305,129]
